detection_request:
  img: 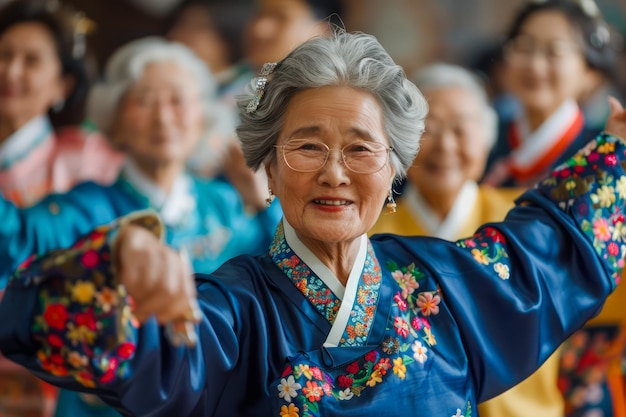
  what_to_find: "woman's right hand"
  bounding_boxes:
[114,225,199,325]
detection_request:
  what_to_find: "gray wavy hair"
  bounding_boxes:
[87,37,230,166]
[411,63,498,149]
[236,31,429,180]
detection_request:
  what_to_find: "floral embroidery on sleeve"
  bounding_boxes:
[456,227,510,280]
[10,212,162,388]
[29,224,137,388]
[533,134,626,288]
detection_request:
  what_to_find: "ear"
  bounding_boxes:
[61,75,75,100]
[265,160,276,190]
[50,74,75,108]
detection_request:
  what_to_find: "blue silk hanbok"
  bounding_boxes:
[0,133,623,416]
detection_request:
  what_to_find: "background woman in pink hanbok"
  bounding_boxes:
[0,0,123,208]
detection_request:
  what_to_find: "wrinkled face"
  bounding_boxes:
[0,22,67,124]
[408,86,488,197]
[245,0,327,68]
[504,10,589,115]
[167,5,229,73]
[266,86,395,246]
[111,61,204,167]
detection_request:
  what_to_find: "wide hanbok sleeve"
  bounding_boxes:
[0,182,125,289]
[432,132,625,402]
[0,132,625,416]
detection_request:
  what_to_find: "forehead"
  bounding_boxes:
[131,60,197,90]
[425,86,482,117]
[0,21,56,50]
[281,86,386,141]
[518,10,578,41]
[256,0,314,18]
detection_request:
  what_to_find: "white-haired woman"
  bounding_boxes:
[370,63,561,417]
[0,31,625,417]
[0,35,282,416]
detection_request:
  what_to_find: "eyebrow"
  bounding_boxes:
[287,125,379,142]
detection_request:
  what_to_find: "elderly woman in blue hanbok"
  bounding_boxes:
[0,30,625,417]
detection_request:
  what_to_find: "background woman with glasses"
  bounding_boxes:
[482,0,618,188]
[0,30,626,417]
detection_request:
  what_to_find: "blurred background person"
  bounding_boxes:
[0,0,123,208]
[244,0,343,72]
[166,0,254,179]
[482,0,618,187]
[370,63,521,238]
[370,63,564,417]
[0,37,281,416]
[0,1,122,416]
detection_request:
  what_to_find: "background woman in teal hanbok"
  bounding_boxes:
[0,30,625,417]
[0,35,282,417]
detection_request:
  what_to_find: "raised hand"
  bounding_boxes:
[605,97,626,140]
[114,225,200,336]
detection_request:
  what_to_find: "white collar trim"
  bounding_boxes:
[121,160,195,226]
[404,181,478,240]
[510,99,580,169]
[0,116,52,165]
[282,218,368,301]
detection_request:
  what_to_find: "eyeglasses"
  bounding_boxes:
[504,35,582,65]
[275,139,393,174]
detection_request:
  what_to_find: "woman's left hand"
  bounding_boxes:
[605,97,626,140]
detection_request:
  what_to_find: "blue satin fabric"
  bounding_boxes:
[5,206,610,416]
[0,134,622,416]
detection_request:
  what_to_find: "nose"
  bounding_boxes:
[3,56,22,80]
[152,97,174,126]
[317,148,350,187]
[249,16,275,41]
[432,127,458,154]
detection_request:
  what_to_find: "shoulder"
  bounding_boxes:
[191,176,243,208]
[195,254,274,298]
[478,186,523,205]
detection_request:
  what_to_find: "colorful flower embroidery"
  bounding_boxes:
[270,223,342,323]
[457,227,510,275]
[451,402,472,417]
[558,324,626,416]
[537,133,626,287]
[271,222,382,346]
[277,260,439,415]
[8,218,151,389]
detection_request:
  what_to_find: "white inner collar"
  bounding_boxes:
[511,99,580,169]
[0,116,52,166]
[121,160,195,226]
[282,218,368,300]
[404,181,478,240]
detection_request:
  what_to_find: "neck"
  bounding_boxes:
[298,234,361,287]
[524,105,557,132]
[416,184,459,221]
[131,158,184,194]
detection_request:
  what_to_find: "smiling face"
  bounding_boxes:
[408,86,488,201]
[110,61,204,168]
[0,22,67,127]
[266,86,395,247]
[504,10,590,117]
